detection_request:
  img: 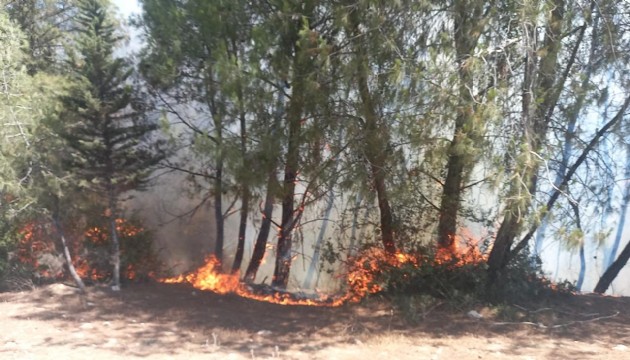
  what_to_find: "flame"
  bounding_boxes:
[159,248,420,307]
[160,256,342,306]
[16,218,146,282]
[158,228,491,307]
[434,230,486,266]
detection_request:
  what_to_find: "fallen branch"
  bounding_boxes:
[492,311,619,329]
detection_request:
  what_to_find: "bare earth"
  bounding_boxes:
[0,283,629,359]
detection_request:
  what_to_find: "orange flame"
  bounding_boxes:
[16,218,146,282]
[435,230,487,266]
[159,248,421,307]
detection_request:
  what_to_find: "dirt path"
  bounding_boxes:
[0,283,628,359]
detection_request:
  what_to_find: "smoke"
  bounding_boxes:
[126,171,353,292]
[125,171,216,275]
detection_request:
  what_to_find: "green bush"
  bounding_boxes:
[366,247,574,315]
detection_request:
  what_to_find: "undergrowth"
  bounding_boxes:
[358,247,576,322]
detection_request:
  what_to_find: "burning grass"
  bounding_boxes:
[158,238,489,307]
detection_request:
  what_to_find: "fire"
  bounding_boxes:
[160,256,342,306]
[15,218,149,282]
[159,248,421,307]
[434,230,487,266]
[158,228,490,307]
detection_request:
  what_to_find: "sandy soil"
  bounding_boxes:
[0,282,628,359]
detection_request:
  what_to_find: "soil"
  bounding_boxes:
[0,282,629,359]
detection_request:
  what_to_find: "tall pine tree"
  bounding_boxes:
[58,0,162,290]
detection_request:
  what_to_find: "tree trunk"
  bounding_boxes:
[52,216,86,293]
[270,5,315,288]
[577,243,586,291]
[303,187,335,289]
[594,237,630,294]
[243,171,275,283]
[437,0,484,250]
[107,192,121,291]
[108,228,121,290]
[487,1,565,282]
[214,158,224,264]
[348,193,363,257]
[244,78,285,283]
[349,7,396,254]
[271,75,304,289]
[231,70,249,274]
[232,187,249,274]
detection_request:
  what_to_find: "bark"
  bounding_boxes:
[348,193,363,257]
[244,79,285,283]
[487,1,565,281]
[243,172,275,283]
[232,187,250,274]
[107,189,121,291]
[204,58,225,265]
[214,164,224,263]
[108,227,121,289]
[569,202,586,291]
[437,0,485,250]
[303,187,335,289]
[349,7,396,254]
[270,3,315,288]
[271,68,304,288]
[52,216,86,293]
[594,238,630,294]
[231,67,249,274]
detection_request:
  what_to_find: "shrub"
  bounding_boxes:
[80,217,163,282]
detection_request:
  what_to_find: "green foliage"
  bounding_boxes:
[366,248,575,321]
[58,0,163,199]
[3,0,79,73]
[487,251,576,303]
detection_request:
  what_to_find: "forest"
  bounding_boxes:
[2,0,630,308]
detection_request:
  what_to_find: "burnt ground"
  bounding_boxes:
[0,282,629,359]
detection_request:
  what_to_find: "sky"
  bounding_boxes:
[113,0,141,17]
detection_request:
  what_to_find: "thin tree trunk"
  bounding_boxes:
[243,173,275,283]
[348,7,396,254]
[107,189,121,291]
[569,202,586,291]
[487,1,565,282]
[577,243,586,290]
[605,147,630,269]
[271,75,304,288]
[108,226,121,290]
[437,0,484,250]
[244,80,285,283]
[204,59,225,265]
[348,193,363,257]
[214,165,224,263]
[231,59,249,274]
[232,188,249,274]
[594,237,630,294]
[52,216,86,293]
[270,5,315,288]
[303,187,335,289]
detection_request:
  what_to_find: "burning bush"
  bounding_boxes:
[6,217,163,287]
[79,217,163,283]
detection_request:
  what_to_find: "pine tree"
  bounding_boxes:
[57,0,163,290]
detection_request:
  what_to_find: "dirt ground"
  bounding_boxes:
[0,282,629,359]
